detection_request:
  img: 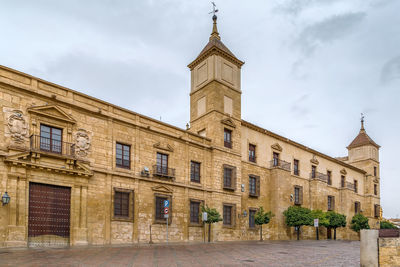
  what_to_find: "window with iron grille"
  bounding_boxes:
[114,191,130,218]
[223,167,233,189]
[249,209,256,228]
[249,144,256,162]
[190,161,201,183]
[341,176,345,188]
[190,201,201,224]
[249,176,256,196]
[155,196,168,221]
[294,186,302,205]
[374,204,380,218]
[116,143,130,169]
[273,152,279,166]
[223,205,233,226]
[327,171,332,185]
[224,129,232,148]
[311,165,316,178]
[40,124,63,153]
[355,201,361,214]
[327,195,335,211]
[374,184,378,195]
[294,159,299,175]
[354,180,358,193]
[156,153,168,175]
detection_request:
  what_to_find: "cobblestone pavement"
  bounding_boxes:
[0,240,359,267]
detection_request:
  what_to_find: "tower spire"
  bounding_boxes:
[209,2,220,41]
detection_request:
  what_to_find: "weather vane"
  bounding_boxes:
[209,2,218,17]
[361,113,365,129]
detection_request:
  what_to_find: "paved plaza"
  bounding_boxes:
[0,240,359,267]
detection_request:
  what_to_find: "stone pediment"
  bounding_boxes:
[151,185,173,194]
[310,155,319,165]
[271,143,282,152]
[153,142,174,152]
[340,168,347,175]
[221,118,236,128]
[28,105,76,124]
[4,152,92,177]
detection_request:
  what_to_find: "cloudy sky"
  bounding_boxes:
[1,0,399,217]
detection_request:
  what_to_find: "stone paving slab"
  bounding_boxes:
[0,240,360,267]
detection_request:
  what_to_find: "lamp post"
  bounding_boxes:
[1,192,10,205]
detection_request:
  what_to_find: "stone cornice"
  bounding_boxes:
[187,47,244,70]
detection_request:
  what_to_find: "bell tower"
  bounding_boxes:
[187,14,244,149]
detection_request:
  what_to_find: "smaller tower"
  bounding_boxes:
[347,115,380,223]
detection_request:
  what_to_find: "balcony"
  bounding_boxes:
[270,159,291,172]
[30,135,75,158]
[153,165,175,178]
[224,141,232,149]
[310,172,329,183]
[346,182,355,191]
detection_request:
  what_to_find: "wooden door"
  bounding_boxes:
[327,227,332,239]
[28,182,71,247]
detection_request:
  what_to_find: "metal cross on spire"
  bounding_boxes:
[209,2,218,18]
[361,113,365,130]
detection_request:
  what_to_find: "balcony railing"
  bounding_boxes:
[270,159,291,172]
[346,182,355,191]
[224,141,232,148]
[153,165,175,178]
[30,135,75,157]
[310,172,329,183]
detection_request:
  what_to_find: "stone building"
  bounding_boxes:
[0,16,380,247]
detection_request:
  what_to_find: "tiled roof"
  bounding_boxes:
[347,129,380,149]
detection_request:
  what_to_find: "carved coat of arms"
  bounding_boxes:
[75,129,91,158]
[7,110,28,143]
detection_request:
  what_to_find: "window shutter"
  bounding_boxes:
[299,186,303,205]
[332,196,335,211]
[256,176,260,197]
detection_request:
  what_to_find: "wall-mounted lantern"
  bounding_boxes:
[243,210,247,217]
[1,192,10,205]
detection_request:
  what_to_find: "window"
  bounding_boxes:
[374,184,378,195]
[341,176,345,188]
[155,196,169,221]
[293,159,299,176]
[40,125,62,153]
[354,180,358,193]
[327,196,335,211]
[114,191,130,218]
[190,161,201,183]
[294,186,303,205]
[249,209,256,228]
[113,189,134,221]
[249,144,256,162]
[156,152,168,175]
[223,165,236,190]
[249,175,260,197]
[190,201,201,224]
[223,204,235,226]
[224,129,232,148]
[273,152,279,166]
[327,171,332,185]
[311,165,316,178]
[116,143,130,169]
[355,201,361,214]
[374,204,380,218]
[374,167,377,177]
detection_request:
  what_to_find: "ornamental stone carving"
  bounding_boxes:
[7,110,28,144]
[75,129,91,158]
